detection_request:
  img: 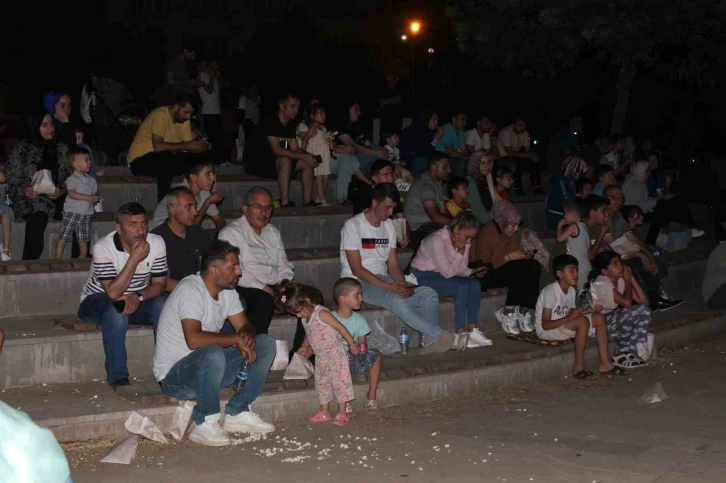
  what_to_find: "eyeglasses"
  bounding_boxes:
[247,204,274,212]
[608,196,625,202]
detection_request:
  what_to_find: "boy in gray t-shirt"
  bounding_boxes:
[55,147,99,258]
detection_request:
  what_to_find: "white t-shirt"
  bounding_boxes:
[149,178,219,230]
[80,232,168,302]
[535,282,576,336]
[197,73,221,115]
[464,129,491,152]
[153,274,244,381]
[238,95,261,124]
[340,212,397,279]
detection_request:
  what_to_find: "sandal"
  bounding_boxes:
[345,402,356,418]
[308,410,332,423]
[600,366,629,376]
[332,414,349,427]
[366,400,378,414]
[612,353,645,369]
[571,369,598,380]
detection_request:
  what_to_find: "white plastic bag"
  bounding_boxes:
[636,333,656,361]
[638,382,669,404]
[367,317,400,355]
[100,435,138,465]
[271,340,290,371]
[124,412,168,444]
[94,198,104,213]
[31,169,56,195]
[283,353,314,380]
[394,218,409,248]
[169,401,195,441]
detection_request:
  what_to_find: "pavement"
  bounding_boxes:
[62,331,726,483]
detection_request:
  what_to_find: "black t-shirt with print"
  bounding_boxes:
[244,114,297,179]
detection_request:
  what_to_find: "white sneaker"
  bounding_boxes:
[495,308,520,335]
[452,333,469,351]
[1,250,10,261]
[691,228,705,238]
[188,414,231,446]
[222,410,275,434]
[467,328,493,348]
[516,307,535,333]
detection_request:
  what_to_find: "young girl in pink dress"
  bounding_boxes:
[275,281,359,426]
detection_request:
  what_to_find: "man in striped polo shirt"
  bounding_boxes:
[77,202,169,390]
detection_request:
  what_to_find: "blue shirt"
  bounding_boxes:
[435,123,465,154]
[593,183,605,196]
[332,311,370,347]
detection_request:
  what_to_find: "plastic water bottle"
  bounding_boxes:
[232,357,250,392]
[399,327,409,355]
[4,191,11,206]
[419,333,426,348]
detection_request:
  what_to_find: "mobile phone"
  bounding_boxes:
[313,154,323,166]
[113,300,126,313]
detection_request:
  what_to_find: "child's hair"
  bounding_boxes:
[552,254,578,276]
[446,175,469,198]
[621,204,644,221]
[562,198,585,217]
[332,277,361,303]
[381,130,399,143]
[370,159,394,178]
[593,250,620,273]
[305,101,326,125]
[583,194,609,217]
[448,209,480,232]
[273,280,323,314]
[576,177,593,192]
[595,164,615,180]
[494,166,513,184]
[67,146,90,168]
[184,158,214,180]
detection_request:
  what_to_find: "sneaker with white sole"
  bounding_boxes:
[516,307,535,333]
[452,333,469,351]
[222,410,275,434]
[691,228,705,238]
[495,308,520,335]
[467,327,493,348]
[189,414,230,446]
[420,332,456,354]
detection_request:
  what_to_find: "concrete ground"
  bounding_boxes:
[64,332,726,483]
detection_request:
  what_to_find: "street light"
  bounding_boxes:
[401,35,407,40]
[410,21,421,35]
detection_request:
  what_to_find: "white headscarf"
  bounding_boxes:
[622,160,649,193]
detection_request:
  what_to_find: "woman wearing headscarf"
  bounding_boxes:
[399,108,442,174]
[5,114,71,259]
[43,90,77,147]
[545,156,589,229]
[470,200,542,335]
[623,160,703,244]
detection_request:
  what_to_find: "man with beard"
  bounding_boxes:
[127,93,211,200]
[77,202,169,390]
[218,187,292,335]
[154,240,276,446]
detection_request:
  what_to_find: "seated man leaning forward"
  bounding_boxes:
[153,240,276,447]
[77,202,168,390]
[341,182,461,354]
[218,187,292,335]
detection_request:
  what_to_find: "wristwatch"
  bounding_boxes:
[137,293,144,302]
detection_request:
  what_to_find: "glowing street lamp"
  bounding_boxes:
[410,21,421,34]
[401,35,407,41]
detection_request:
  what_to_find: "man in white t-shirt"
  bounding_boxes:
[464,116,492,154]
[150,159,226,231]
[77,202,169,390]
[154,240,276,446]
[341,183,457,354]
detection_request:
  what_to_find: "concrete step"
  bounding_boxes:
[0,289,510,389]
[1,304,722,442]
[101,164,246,177]
[7,205,354,259]
[0,248,413,320]
[95,174,340,212]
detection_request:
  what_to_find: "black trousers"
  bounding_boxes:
[623,257,665,307]
[234,286,275,335]
[645,198,696,245]
[203,114,225,165]
[130,151,201,201]
[23,212,49,260]
[479,258,541,309]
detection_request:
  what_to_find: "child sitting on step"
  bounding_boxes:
[331,277,382,416]
[445,176,471,217]
[275,280,358,427]
[55,147,99,259]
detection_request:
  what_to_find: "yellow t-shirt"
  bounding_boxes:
[445,199,471,217]
[127,107,193,163]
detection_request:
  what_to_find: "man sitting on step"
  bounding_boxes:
[153,240,276,446]
[341,182,461,354]
[77,202,169,391]
[218,186,291,335]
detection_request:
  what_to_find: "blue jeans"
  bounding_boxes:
[161,334,276,424]
[411,269,481,331]
[359,274,444,338]
[330,153,361,201]
[77,292,167,385]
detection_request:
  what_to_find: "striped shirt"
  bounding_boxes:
[80,232,168,302]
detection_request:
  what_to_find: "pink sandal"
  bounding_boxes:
[332,413,349,427]
[308,410,332,423]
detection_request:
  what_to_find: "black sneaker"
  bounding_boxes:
[653,298,684,312]
[110,377,131,392]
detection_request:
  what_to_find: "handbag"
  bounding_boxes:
[31,169,56,195]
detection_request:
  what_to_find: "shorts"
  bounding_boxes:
[348,348,381,375]
[58,212,92,242]
[537,325,577,341]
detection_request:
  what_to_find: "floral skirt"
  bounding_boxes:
[0,200,14,222]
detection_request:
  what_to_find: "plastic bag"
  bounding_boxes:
[169,401,195,441]
[656,226,691,252]
[124,412,168,444]
[394,218,409,249]
[100,435,138,465]
[283,353,314,380]
[271,340,290,371]
[367,317,400,355]
[638,382,669,404]
[636,333,656,361]
[31,169,56,195]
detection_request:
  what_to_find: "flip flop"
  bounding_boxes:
[571,369,598,380]
[600,366,629,376]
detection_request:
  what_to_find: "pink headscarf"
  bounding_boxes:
[491,200,522,227]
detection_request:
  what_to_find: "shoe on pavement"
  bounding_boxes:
[189,414,231,446]
[420,332,456,354]
[691,228,705,238]
[452,333,469,351]
[495,308,520,335]
[467,328,493,348]
[653,298,684,312]
[516,307,535,333]
[222,410,275,433]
